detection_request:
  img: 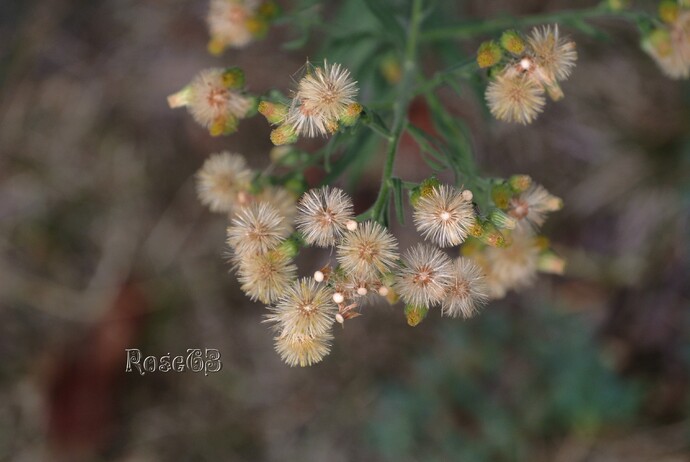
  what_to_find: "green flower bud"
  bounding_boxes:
[259,101,288,124]
[222,67,245,89]
[508,174,532,192]
[270,124,298,146]
[404,304,429,327]
[489,209,517,230]
[491,182,513,209]
[500,30,526,55]
[339,102,363,127]
[477,40,503,68]
[410,177,441,207]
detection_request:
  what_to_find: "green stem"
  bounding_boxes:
[421,6,647,41]
[369,0,424,224]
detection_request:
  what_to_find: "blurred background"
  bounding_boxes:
[1,0,689,461]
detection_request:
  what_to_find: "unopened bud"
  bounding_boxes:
[270,124,298,146]
[210,115,238,136]
[538,252,566,275]
[404,304,429,327]
[378,286,389,297]
[500,30,526,55]
[278,238,300,258]
[335,313,345,324]
[356,287,368,296]
[167,87,191,109]
[333,292,345,304]
[339,103,363,127]
[489,209,517,230]
[207,37,225,56]
[508,174,532,192]
[259,101,288,124]
[346,220,358,231]
[410,177,441,207]
[247,17,269,37]
[221,67,245,89]
[461,189,473,202]
[659,0,679,23]
[314,270,324,282]
[477,41,503,69]
[491,183,513,209]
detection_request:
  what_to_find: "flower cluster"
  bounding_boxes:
[480,25,578,124]
[168,68,256,136]
[643,2,690,79]
[462,175,565,299]
[207,0,279,54]
[259,61,363,145]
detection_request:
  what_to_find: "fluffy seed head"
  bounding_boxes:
[207,0,259,52]
[186,68,253,132]
[274,330,333,367]
[527,25,578,84]
[413,185,475,247]
[508,183,563,231]
[196,152,252,213]
[643,13,690,79]
[285,61,358,137]
[236,249,297,304]
[475,230,539,298]
[265,278,337,336]
[395,244,454,308]
[257,186,297,224]
[486,71,546,124]
[441,257,489,319]
[336,221,399,279]
[226,202,290,256]
[295,186,355,247]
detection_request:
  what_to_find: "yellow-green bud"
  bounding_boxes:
[477,221,507,248]
[491,183,513,209]
[643,28,673,57]
[404,304,429,327]
[339,102,363,127]
[659,0,680,23]
[538,251,566,275]
[270,124,298,146]
[489,209,517,230]
[247,17,269,38]
[500,30,526,55]
[508,174,532,192]
[258,1,280,20]
[477,41,503,69]
[207,37,225,56]
[605,0,630,11]
[258,101,288,124]
[209,115,238,136]
[410,178,441,207]
[222,67,245,89]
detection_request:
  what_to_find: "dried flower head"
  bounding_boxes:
[168,68,254,136]
[227,202,290,256]
[441,257,489,319]
[274,330,333,367]
[486,71,546,124]
[508,183,562,231]
[207,0,257,52]
[395,244,454,308]
[643,11,690,79]
[295,186,356,247]
[236,249,297,304]
[527,25,578,85]
[285,61,359,137]
[196,152,252,213]
[265,278,337,336]
[336,221,399,279]
[413,185,475,247]
[475,230,539,298]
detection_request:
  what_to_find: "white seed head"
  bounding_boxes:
[226,202,290,256]
[196,152,252,214]
[187,68,252,129]
[236,249,297,304]
[336,221,399,279]
[508,183,562,231]
[274,330,333,367]
[207,0,258,51]
[527,25,578,84]
[413,185,475,247]
[295,186,355,247]
[265,278,337,337]
[486,71,546,125]
[441,257,489,319]
[395,243,454,308]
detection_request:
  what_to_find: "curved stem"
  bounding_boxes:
[369,0,424,224]
[421,6,648,41]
